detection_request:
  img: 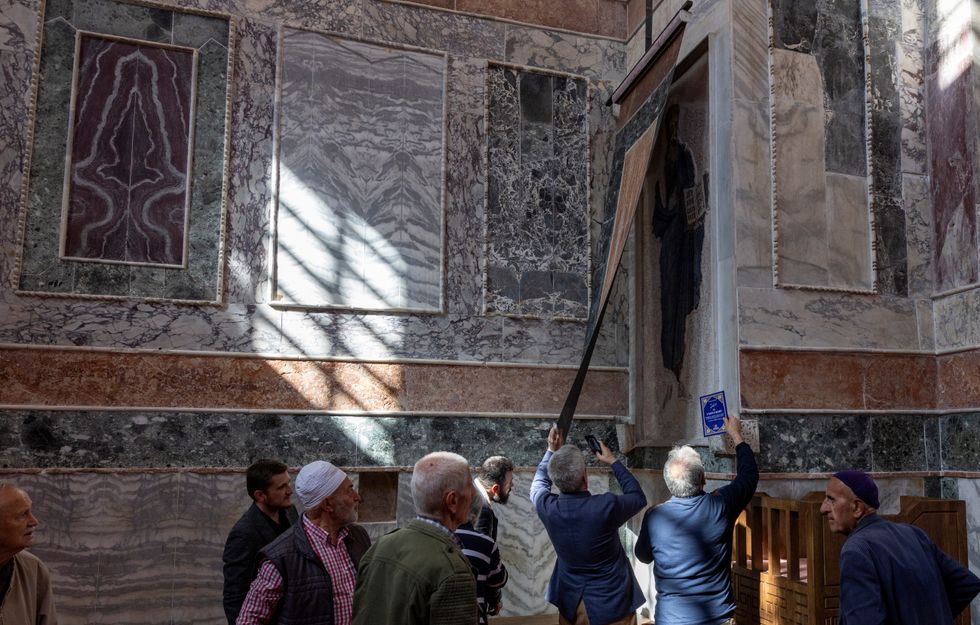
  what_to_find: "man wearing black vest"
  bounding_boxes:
[236,460,370,625]
[223,459,298,625]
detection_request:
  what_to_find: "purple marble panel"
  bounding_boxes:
[64,34,195,267]
[928,66,978,291]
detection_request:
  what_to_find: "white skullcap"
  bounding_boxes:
[295,460,346,509]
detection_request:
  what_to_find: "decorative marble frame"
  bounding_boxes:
[482,60,593,321]
[269,27,449,314]
[58,31,199,270]
[767,0,879,295]
[13,0,236,305]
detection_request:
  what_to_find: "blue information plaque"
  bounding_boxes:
[699,390,728,437]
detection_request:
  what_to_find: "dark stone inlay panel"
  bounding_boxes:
[485,64,589,319]
[941,413,980,472]
[0,410,619,468]
[757,414,872,472]
[64,35,195,266]
[17,0,230,301]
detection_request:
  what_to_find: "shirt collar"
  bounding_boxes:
[302,514,349,545]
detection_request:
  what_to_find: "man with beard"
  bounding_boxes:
[473,456,513,542]
[237,460,369,625]
[223,459,298,625]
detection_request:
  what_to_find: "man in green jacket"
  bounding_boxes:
[351,451,478,625]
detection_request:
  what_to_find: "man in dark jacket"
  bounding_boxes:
[821,470,980,625]
[634,415,758,625]
[223,459,298,625]
[237,460,370,625]
[531,426,647,625]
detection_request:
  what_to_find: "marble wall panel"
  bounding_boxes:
[737,287,921,349]
[274,30,445,311]
[223,19,277,304]
[927,0,979,292]
[942,413,980,471]
[63,35,194,267]
[0,0,37,292]
[485,64,590,319]
[362,0,505,60]
[733,0,769,102]
[504,24,627,82]
[770,1,874,291]
[17,0,231,302]
[899,0,926,174]
[904,173,934,297]
[733,98,772,288]
[935,288,980,352]
[956,478,980,625]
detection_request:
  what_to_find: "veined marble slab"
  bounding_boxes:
[274,30,446,312]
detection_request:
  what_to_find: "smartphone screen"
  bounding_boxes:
[585,434,601,454]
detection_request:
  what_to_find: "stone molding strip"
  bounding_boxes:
[0,343,627,371]
[376,0,630,41]
[0,346,628,416]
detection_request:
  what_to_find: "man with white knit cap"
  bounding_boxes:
[236,460,370,625]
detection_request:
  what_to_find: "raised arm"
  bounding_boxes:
[714,415,759,518]
[595,439,647,523]
[530,425,563,507]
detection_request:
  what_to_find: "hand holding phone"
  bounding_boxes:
[584,434,601,455]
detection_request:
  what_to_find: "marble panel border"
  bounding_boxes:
[12,0,237,305]
[767,1,879,295]
[0,346,628,417]
[269,27,449,314]
[482,60,594,322]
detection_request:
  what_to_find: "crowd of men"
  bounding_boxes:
[4,414,980,625]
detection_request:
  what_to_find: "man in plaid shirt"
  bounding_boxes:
[236,460,371,625]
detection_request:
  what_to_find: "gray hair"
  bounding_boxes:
[548,445,586,493]
[663,446,704,498]
[411,452,471,517]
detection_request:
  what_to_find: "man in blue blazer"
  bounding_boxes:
[531,425,647,625]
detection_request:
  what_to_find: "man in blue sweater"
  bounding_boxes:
[531,425,647,625]
[821,470,980,625]
[634,416,758,625]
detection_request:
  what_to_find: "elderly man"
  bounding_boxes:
[634,415,758,625]
[821,470,980,625]
[0,483,57,625]
[223,459,298,625]
[473,455,514,541]
[531,427,647,625]
[351,451,478,625]
[237,460,369,625]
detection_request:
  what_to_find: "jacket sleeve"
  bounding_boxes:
[223,525,255,625]
[838,545,886,625]
[929,536,980,616]
[714,442,759,522]
[634,508,654,564]
[485,541,508,591]
[530,450,554,508]
[36,560,58,625]
[610,460,647,525]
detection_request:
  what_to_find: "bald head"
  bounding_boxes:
[0,484,38,563]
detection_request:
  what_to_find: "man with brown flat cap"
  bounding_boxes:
[821,470,980,625]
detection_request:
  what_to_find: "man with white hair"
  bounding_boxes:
[351,451,478,625]
[634,415,758,625]
[531,427,647,625]
[0,483,57,625]
[237,460,369,625]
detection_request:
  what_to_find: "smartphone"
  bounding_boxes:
[584,434,601,455]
